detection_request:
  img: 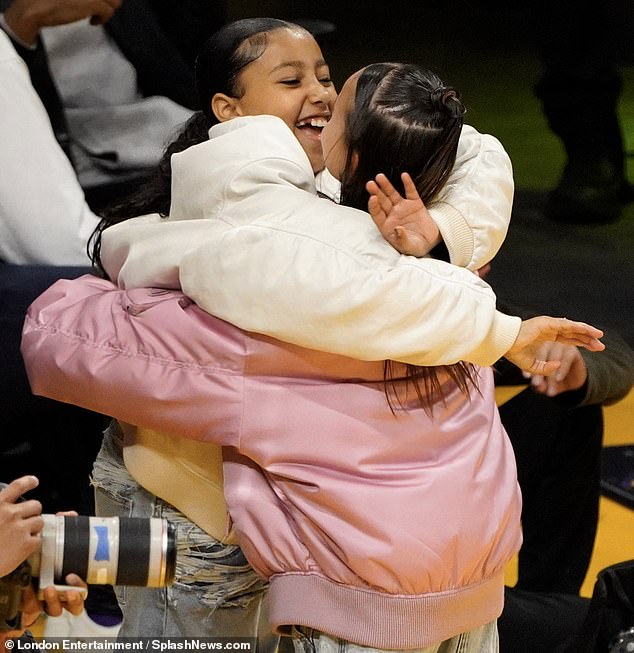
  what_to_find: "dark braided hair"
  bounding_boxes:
[341,63,466,211]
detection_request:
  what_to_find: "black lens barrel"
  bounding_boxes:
[117,517,151,585]
[61,516,90,582]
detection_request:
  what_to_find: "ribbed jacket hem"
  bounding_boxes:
[268,571,505,649]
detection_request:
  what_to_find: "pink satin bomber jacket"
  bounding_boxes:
[21,275,522,649]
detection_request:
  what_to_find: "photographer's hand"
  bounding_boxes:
[42,573,87,617]
[0,575,84,651]
[0,476,43,577]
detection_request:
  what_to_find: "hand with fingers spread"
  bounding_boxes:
[0,476,43,577]
[522,342,588,397]
[505,316,604,377]
[3,0,122,46]
[366,172,441,257]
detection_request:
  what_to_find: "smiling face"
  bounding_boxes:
[219,28,337,172]
[320,70,360,180]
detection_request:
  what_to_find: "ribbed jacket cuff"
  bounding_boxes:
[429,201,474,270]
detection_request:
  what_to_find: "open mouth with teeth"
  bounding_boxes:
[296,117,329,140]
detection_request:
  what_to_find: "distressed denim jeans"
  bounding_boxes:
[91,424,277,652]
[291,622,499,653]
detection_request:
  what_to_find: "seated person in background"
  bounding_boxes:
[0,0,226,211]
[0,21,109,516]
[497,324,634,653]
[0,13,117,634]
[495,300,634,595]
[0,23,100,266]
[495,294,634,652]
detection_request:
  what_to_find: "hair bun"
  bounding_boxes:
[430,87,466,118]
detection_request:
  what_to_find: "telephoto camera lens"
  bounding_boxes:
[30,515,176,587]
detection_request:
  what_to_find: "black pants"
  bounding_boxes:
[500,587,590,653]
[497,388,603,651]
[500,388,603,594]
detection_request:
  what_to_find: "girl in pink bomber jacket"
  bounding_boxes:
[23,30,605,652]
[23,275,522,650]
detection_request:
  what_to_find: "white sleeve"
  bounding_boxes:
[180,223,521,368]
[103,214,521,368]
[101,126,521,368]
[427,125,514,271]
[0,31,99,265]
[101,214,224,289]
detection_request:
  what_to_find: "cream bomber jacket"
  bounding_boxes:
[102,115,520,367]
[314,123,514,271]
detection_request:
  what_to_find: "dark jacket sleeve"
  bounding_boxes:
[580,330,634,406]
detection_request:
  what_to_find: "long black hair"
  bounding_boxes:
[339,63,478,412]
[341,62,465,210]
[90,18,297,273]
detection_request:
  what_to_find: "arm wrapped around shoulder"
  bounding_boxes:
[20,275,242,443]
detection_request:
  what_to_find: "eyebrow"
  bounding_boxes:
[270,59,328,73]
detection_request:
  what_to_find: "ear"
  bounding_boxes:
[211,93,242,123]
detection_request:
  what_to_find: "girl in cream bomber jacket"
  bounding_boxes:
[100,114,522,366]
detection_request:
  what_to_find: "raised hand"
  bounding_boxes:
[366,172,441,257]
[505,316,604,377]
